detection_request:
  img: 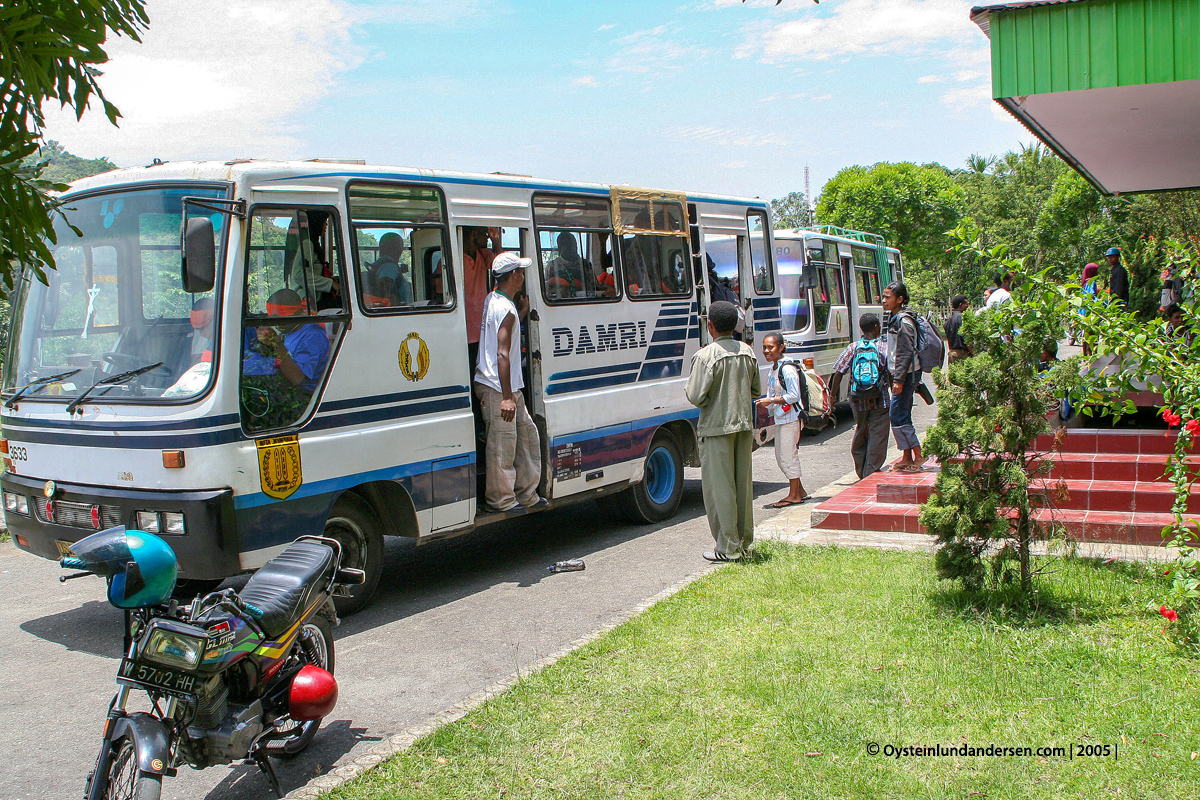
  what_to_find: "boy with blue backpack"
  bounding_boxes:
[828,314,892,480]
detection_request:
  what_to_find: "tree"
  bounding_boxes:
[25,139,116,183]
[816,162,963,307]
[0,0,148,296]
[920,223,1084,597]
[770,191,812,229]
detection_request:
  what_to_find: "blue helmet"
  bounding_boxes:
[66,527,178,608]
[1105,247,1121,256]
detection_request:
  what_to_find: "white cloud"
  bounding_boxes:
[40,0,364,163]
[813,93,833,101]
[918,74,945,84]
[353,0,494,26]
[954,69,987,82]
[942,82,990,110]
[597,23,616,31]
[573,75,599,87]
[606,24,706,74]
[671,125,790,148]
[752,0,984,65]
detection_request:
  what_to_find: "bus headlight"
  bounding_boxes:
[4,492,29,516]
[162,512,185,535]
[135,511,160,533]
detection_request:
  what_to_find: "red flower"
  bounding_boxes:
[1160,606,1179,622]
[1188,420,1200,436]
[1162,408,1182,427]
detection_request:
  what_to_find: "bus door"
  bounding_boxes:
[450,197,535,505]
[337,181,474,534]
[744,209,779,356]
[696,206,746,345]
[841,254,859,343]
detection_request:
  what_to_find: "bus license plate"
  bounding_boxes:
[118,659,197,694]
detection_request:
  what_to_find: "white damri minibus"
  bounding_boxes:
[1,160,780,612]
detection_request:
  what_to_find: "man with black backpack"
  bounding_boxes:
[829,314,891,479]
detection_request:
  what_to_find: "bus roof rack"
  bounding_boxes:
[801,224,886,248]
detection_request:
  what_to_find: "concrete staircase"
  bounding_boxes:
[810,429,1199,546]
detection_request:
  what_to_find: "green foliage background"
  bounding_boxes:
[783,144,1200,315]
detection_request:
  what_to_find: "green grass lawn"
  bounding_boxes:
[325,545,1198,800]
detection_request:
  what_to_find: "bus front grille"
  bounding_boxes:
[34,498,123,530]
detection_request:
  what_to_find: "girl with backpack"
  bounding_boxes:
[882,281,925,472]
[756,332,811,507]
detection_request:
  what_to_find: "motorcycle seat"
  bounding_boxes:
[239,541,336,639]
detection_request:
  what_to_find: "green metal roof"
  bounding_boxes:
[973,0,1200,194]
[981,0,1200,97]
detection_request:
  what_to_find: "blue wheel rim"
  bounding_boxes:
[644,446,676,506]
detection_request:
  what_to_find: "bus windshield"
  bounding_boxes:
[4,185,229,404]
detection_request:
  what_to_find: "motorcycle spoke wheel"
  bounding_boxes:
[268,609,335,759]
[104,738,161,800]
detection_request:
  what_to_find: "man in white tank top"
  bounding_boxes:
[474,252,546,514]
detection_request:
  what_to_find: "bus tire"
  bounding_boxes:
[617,433,684,524]
[325,494,383,616]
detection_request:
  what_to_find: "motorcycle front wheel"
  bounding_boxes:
[103,737,162,800]
[267,605,335,758]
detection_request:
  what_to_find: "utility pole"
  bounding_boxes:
[804,164,813,226]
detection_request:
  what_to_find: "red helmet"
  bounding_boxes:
[289,664,338,721]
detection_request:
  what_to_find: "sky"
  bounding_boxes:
[41,0,1033,203]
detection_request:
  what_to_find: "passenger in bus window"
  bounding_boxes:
[545,232,588,299]
[187,296,215,365]
[285,213,340,310]
[368,232,413,306]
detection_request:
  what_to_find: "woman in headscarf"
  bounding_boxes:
[1077,262,1100,354]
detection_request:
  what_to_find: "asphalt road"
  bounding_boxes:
[0,399,937,800]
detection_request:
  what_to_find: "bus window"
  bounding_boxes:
[615,198,690,300]
[857,268,881,305]
[240,207,346,434]
[747,211,774,295]
[533,194,619,304]
[814,269,831,333]
[773,238,808,331]
[826,266,846,305]
[348,183,452,313]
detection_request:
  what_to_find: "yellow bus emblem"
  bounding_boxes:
[399,332,431,381]
[256,435,303,500]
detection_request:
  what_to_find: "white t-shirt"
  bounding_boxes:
[983,287,1011,309]
[474,290,523,393]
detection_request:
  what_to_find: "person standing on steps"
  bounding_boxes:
[756,332,810,508]
[686,301,761,563]
[882,281,924,472]
[474,252,547,515]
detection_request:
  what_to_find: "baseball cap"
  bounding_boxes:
[492,251,532,276]
[1105,247,1121,256]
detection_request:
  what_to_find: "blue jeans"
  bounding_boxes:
[889,370,921,451]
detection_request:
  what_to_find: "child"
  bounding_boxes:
[756,332,810,507]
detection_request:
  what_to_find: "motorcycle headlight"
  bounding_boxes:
[140,623,206,670]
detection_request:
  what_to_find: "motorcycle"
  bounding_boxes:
[59,526,365,799]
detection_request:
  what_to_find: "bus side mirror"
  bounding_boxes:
[800,262,821,290]
[182,217,216,293]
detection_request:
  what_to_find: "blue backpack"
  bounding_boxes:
[849,339,885,401]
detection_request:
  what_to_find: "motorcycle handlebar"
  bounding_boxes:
[59,557,87,570]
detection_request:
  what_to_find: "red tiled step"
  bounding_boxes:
[949,451,1199,483]
[875,474,1199,514]
[812,499,1185,546]
[1032,429,1199,456]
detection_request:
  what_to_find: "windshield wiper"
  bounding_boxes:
[66,362,163,415]
[4,369,82,410]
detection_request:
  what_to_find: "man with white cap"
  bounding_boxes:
[475,252,546,514]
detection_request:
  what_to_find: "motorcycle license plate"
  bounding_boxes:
[118,659,197,694]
